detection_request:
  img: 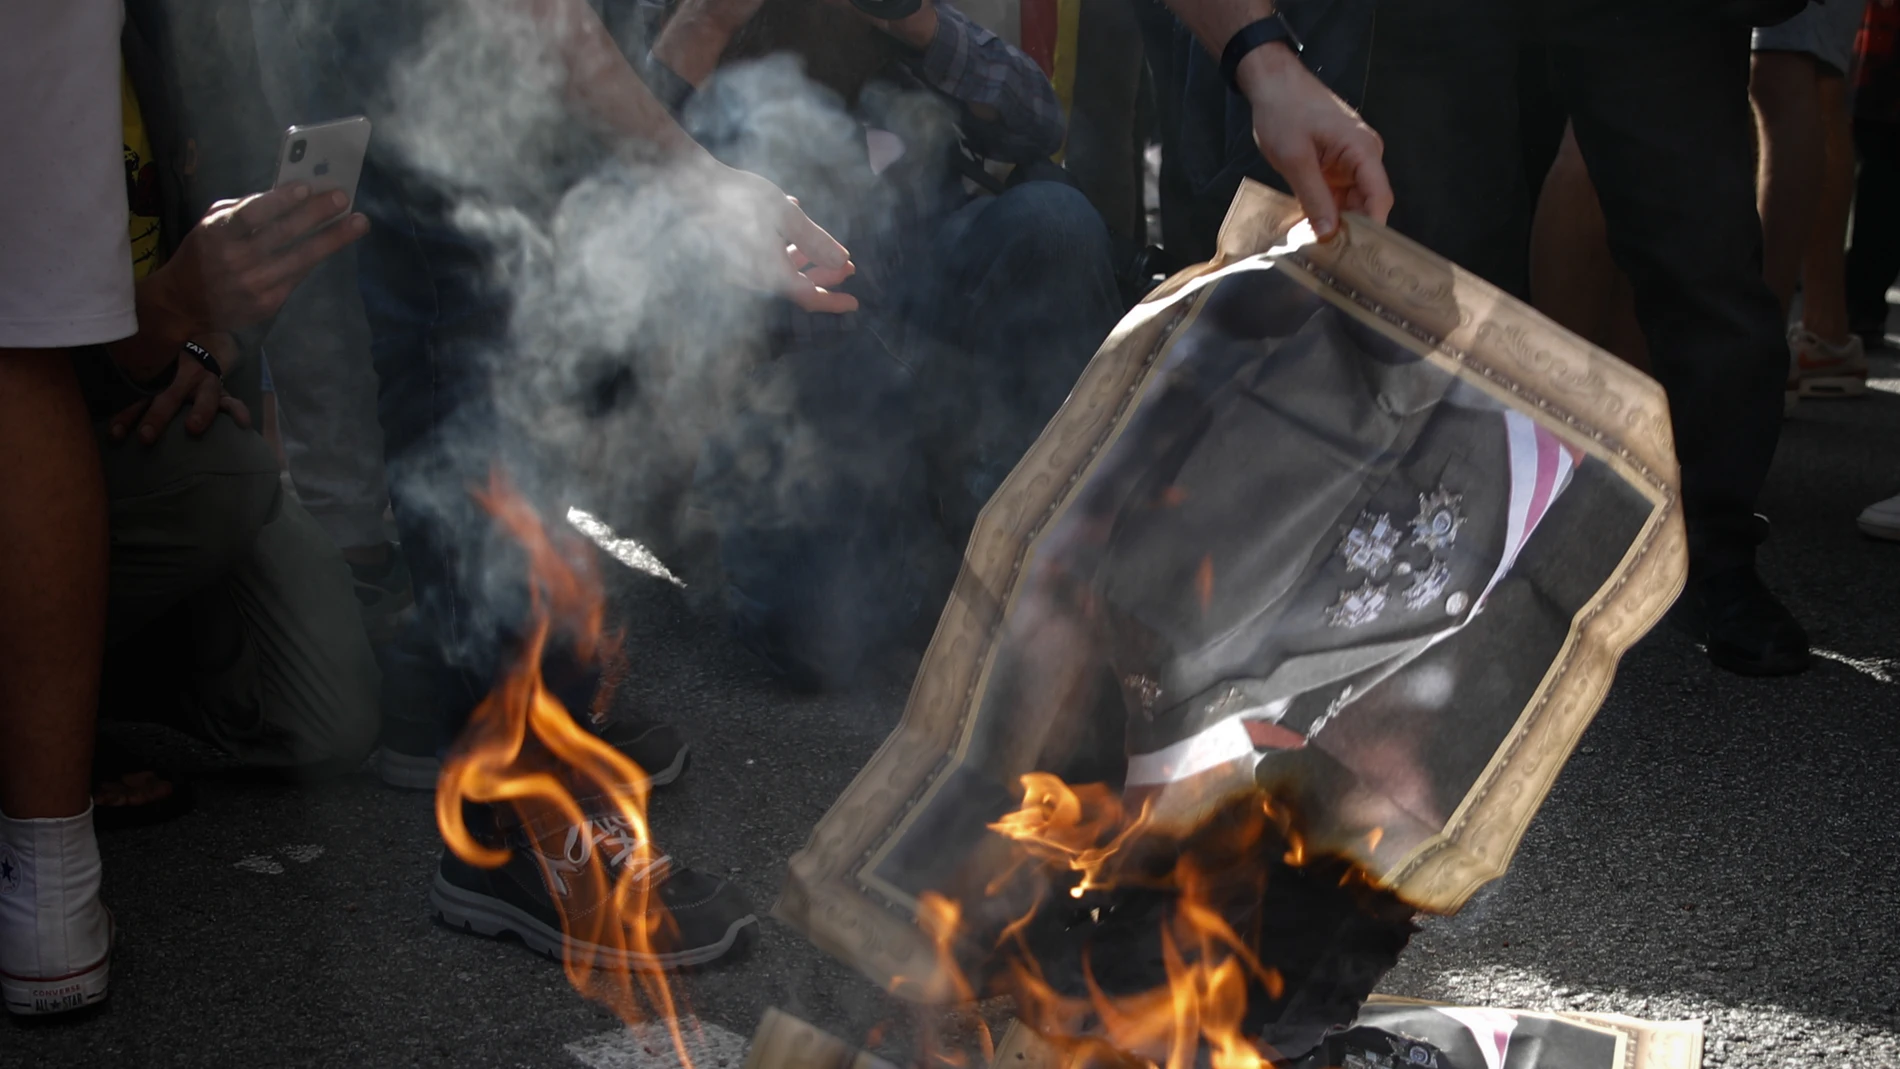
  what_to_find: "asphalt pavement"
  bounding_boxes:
[5,348,1899,1069]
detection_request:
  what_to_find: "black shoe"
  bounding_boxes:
[381,716,689,791]
[592,719,691,785]
[373,630,689,791]
[1673,566,1810,676]
[430,812,757,970]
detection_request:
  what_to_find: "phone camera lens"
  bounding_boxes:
[288,139,307,164]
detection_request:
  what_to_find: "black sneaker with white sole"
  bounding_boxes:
[430,812,756,970]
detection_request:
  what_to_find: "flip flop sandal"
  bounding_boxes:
[91,737,196,832]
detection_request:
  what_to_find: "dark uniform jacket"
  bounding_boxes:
[1038,268,1566,785]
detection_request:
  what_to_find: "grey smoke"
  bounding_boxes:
[372,0,939,628]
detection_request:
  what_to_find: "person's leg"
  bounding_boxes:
[0,353,106,822]
[1529,126,1605,341]
[98,410,377,772]
[175,493,381,773]
[98,413,280,647]
[264,253,396,553]
[1764,0,1876,398]
[1800,71,1855,345]
[0,0,139,1013]
[909,182,1124,545]
[1785,66,1871,398]
[354,162,506,737]
[354,163,681,784]
[1529,121,1656,372]
[1360,0,1529,295]
[1751,48,1825,317]
[93,401,276,811]
[1845,120,1900,347]
[1557,19,1807,674]
[0,351,112,1017]
[696,328,931,691]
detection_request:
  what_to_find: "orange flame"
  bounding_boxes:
[894,778,1334,1069]
[435,471,695,1066]
[914,893,995,1068]
[985,773,1151,899]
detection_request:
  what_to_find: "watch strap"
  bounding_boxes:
[1220,13,1305,93]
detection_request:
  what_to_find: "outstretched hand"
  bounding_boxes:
[1236,43,1391,240]
[705,164,859,314]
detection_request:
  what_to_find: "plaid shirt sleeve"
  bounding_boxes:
[912,3,1066,163]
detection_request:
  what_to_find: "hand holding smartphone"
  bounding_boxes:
[272,115,372,213]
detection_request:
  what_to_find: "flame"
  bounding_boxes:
[984,773,1151,899]
[1002,786,1289,1069]
[435,471,695,1066]
[893,778,1343,1069]
[1194,557,1215,615]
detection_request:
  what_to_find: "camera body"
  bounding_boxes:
[848,0,922,20]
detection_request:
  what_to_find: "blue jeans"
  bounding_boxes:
[698,181,1123,689]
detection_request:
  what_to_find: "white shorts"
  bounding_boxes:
[0,1,137,349]
[1753,0,1868,77]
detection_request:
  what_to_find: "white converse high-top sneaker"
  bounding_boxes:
[0,805,112,1015]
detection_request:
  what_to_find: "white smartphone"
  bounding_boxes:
[272,115,372,210]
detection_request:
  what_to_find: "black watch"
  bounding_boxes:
[1219,12,1304,94]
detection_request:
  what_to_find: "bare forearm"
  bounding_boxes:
[506,0,704,158]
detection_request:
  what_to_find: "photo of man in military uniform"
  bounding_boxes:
[860,261,1656,906]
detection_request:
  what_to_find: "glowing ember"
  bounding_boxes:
[435,471,696,1066]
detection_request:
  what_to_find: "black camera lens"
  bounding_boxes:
[288,139,307,164]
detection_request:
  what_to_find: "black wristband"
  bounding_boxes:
[182,339,223,379]
[638,52,697,117]
[1219,13,1304,94]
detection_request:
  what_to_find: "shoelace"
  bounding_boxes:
[534,815,671,897]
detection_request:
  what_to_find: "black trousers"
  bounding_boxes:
[1846,120,1900,342]
[1363,3,1787,574]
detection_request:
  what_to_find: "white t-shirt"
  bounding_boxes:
[0,1,137,348]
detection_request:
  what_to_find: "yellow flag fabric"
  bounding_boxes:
[121,61,161,279]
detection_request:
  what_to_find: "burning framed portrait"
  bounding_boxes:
[776,182,1687,1059]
